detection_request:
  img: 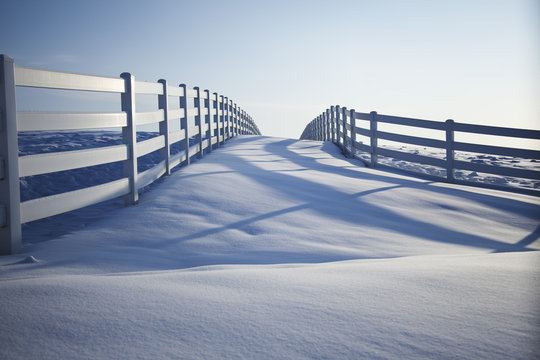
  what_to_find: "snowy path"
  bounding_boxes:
[1,136,539,359]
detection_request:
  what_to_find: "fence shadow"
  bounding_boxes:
[13,136,540,275]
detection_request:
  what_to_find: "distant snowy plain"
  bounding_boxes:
[1,133,539,359]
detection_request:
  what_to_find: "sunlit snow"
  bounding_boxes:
[1,134,539,359]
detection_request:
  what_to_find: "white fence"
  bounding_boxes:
[0,55,260,254]
[301,105,539,194]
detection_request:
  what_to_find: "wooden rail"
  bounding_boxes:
[300,105,539,194]
[0,55,260,254]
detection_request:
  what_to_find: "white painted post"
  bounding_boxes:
[204,89,212,153]
[179,84,190,166]
[320,114,324,141]
[238,108,242,135]
[213,92,220,148]
[120,72,138,205]
[238,107,242,135]
[370,111,378,167]
[158,79,171,175]
[244,110,247,134]
[224,97,230,139]
[326,109,331,141]
[230,100,235,137]
[233,103,238,136]
[242,110,246,135]
[229,99,233,138]
[330,106,335,143]
[350,108,356,156]
[238,105,242,135]
[342,107,348,153]
[321,111,326,141]
[242,110,247,134]
[320,115,324,140]
[323,112,327,140]
[318,115,322,140]
[228,100,233,137]
[446,119,455,182]
[0,55,21,254]
[219,95,225,143]
[193,87,203,158]
[335,106,341,147]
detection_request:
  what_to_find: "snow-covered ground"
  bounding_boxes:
[355,143,540,191]
[1,134,539,359]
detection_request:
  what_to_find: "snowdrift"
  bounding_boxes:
[1,135,539,359]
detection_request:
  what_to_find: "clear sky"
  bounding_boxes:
[1,0,539,139]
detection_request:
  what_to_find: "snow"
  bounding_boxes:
[1,134,539,359]
[355,143,540,191]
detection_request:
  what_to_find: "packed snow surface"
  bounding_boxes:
[1,135,539,359]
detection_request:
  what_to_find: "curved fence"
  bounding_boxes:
[301,105,539,195]
[0,55,260,254]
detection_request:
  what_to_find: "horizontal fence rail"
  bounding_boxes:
[300,105,540,195]
[0,55,261,254]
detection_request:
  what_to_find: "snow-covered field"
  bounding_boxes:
[1,134,539,359]
[355,143,540,192]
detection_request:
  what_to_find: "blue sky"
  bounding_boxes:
[1,0,538,139]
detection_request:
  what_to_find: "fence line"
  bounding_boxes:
[0,55,260,254]
[300,105,540,195]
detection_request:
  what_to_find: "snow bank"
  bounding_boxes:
[1,135,539,359]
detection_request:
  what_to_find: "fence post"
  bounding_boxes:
[233,103,238,136]
[228,98,232,138]
[219,95,223,141]
[213,92,220,148]
[320,113,325,141]
[241,108,244,135]
[319,112,326,141]
[179,84,190,166]
[322,112,325,141]
[224,97,230,139]
[229,100,233,137]
[0,55,21,254]
[320,112,324,141]
[318,114,322,140]
[350,108,356,156]
[158,79,171,175]
[446,119,455,182]
[238,107,246,135]
[193,87,203,158]
[219,95,225,143]
[204,89,212,153]
[120,72,138,205]
[239,108,243,135]
[335,106,341,148]
[330,106,335,143]
[370,111,378,167]
[326,108,331,141]
[342,107,348,154]
[239,106,243,135]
